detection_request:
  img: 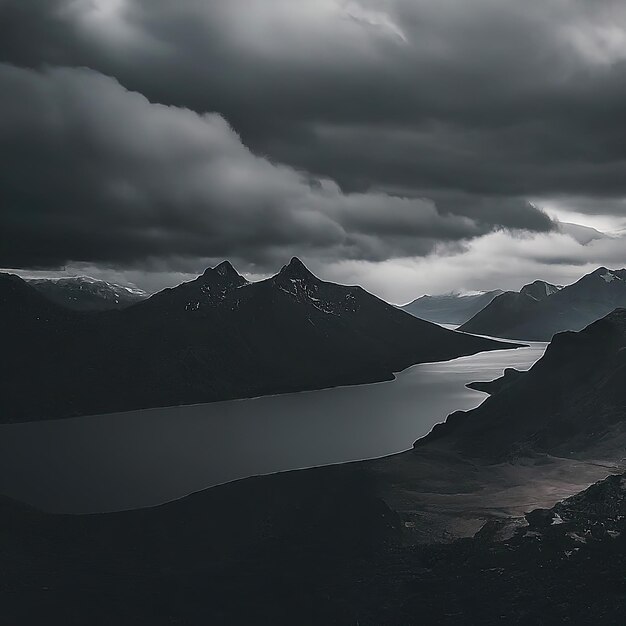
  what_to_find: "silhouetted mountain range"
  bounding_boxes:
[400,289,503,325]
[0,258,511,422]
[27,276,148,311]
[460,267,626,340]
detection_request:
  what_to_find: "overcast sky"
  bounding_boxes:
[2,0,626,302]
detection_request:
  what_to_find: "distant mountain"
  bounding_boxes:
[518,279,561,300]
[458,279,561,339]
[400,289,503,325]
[0,258,513,422]
[27,276,148,311]
[459,268,626,340]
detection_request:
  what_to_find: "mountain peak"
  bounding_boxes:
[278,257,317,280]
[582,267,626,284]
[213,260,241,278]
[201,260,247,286]
[520,280,560,301]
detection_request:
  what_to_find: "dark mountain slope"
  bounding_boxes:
[461,267,626,340]
[0,272,68,323]
[1,259,512,422]
[426,307,626,459]
[401,289,503,325]
[27,276,148,311]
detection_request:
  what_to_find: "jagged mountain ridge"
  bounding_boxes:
[0,258,512,422]
[461,267,626,340]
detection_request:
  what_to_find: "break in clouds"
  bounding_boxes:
[1,0,626,298]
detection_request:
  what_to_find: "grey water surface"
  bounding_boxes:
[0,338,546,513]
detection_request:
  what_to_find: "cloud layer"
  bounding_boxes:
[0,64,504,270]
[1,0,625,297]
[2,0,625,202]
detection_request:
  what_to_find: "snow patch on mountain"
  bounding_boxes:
[601,271,621,283]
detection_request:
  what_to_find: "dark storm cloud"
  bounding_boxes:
[2,0,625,272]
[1,0,625,200]
[0,64,492,269]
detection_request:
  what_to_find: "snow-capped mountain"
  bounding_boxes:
[27,276,148,311]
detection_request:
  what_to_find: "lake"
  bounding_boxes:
[0,339,546,513]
